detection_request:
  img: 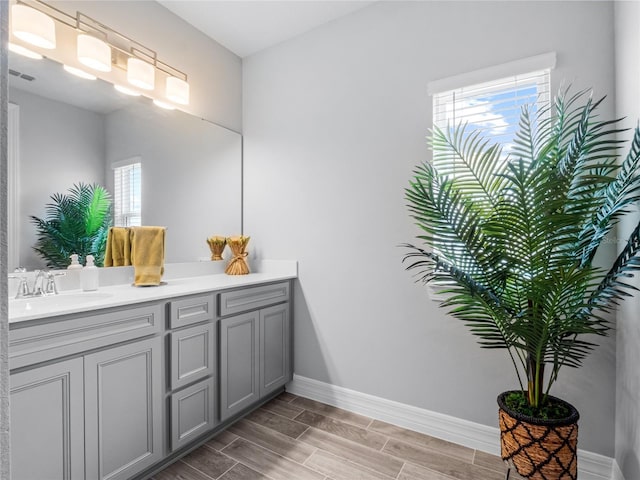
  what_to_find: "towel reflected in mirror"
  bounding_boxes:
[105,226,166,286]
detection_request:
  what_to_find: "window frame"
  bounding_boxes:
[426,54,555,280]
[112,157,142,227]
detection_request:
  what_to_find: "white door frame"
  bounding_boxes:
[8,102,20,271]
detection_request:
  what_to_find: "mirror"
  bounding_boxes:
[8,51,242,269]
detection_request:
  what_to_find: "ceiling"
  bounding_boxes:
[158,1,374,58]
[9,50,132,114]
[8,1,375,113]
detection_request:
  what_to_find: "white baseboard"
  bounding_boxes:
[579,451,618,480]
[612,460,626,480]
[287,374,616,480]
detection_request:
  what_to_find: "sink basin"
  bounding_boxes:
[10,291,114,316]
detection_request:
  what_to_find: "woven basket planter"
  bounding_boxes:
[498,391,580,480]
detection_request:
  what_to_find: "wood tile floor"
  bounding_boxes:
[152,392,510,480]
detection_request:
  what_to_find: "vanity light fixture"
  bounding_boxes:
[8,42,43,60]
[153,99,175,110]
[114,85,141,96]
[166,76,190,105]
[11,3,56,49]
[11,0,190,108]
[77,34,112,72]
[63,65,97,80]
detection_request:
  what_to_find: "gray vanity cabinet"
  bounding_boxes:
[219,281,292,422]
[10,358,85,480]
[84,336,163,480]
[8,279,293,480]
[219,311,260,421]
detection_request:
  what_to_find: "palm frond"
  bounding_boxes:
[588,219,640,312]
[431,123,508,211]
[30,183,112,268]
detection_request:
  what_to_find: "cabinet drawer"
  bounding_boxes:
[170,377,216,451]
[219,282,290,316]
[10,303,162,370]
[170,323,215,390]
[169,294,214,328]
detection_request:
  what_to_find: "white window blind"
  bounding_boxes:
[433,69,551,160]
[429,65,552,270]
[113,161,141,227]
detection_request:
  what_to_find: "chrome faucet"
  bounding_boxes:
[44,271,63,295]
[9,268,30,299]
[9,268,65,299]
[33,270,65,296]
[32,270,47,296]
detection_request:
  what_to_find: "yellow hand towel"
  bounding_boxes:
[129,226,166,286]
[104,227,132,267]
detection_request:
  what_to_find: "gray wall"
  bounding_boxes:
[614,2,640,478]
[9,89,105,270]
[243,1,617,455]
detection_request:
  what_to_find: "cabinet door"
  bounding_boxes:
[219,311,259,421]
[10,358,84,480]
[259,304,291,397]
[84,337,163,480]
[170,377,216,451]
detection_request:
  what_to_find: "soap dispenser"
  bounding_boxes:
[68,254,82,270]
[66,253,83,290]
[81,255,99,291]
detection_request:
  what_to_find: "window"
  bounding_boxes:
[433,69,551,160]
[429,53,555,163]
[427,55,554,271]
[113,158,141,227]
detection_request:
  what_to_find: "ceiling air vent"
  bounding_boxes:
[8,69,35,81]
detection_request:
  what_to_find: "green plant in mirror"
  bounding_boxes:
[403,88,640,413]
[30,183,112,268]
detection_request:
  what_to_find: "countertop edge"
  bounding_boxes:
[9,272,296,325]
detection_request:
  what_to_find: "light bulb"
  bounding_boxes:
[63,65,97,80]
[8,43,43,60]
[114,85,141,96]
[153,99,175,110]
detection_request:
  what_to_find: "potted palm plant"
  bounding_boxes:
[31,182,112,268]
[403,89,640,479]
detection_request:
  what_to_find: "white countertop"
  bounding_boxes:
[9,267,296,324]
